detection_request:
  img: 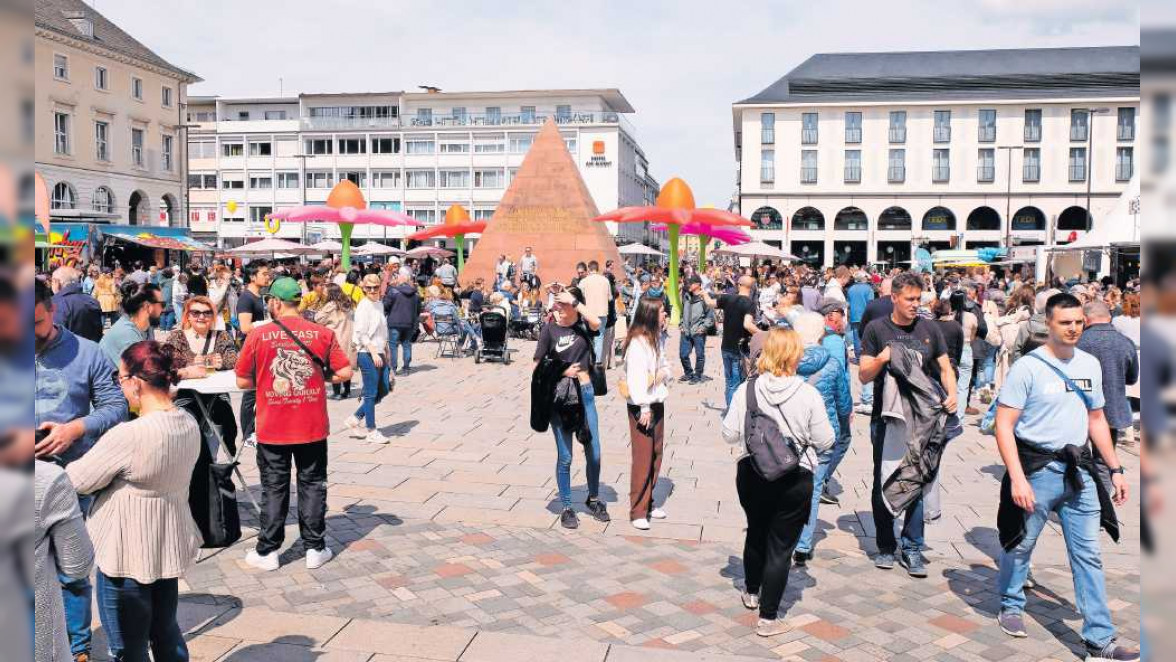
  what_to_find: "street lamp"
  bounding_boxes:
[997,145,1023,249]
[291,153,316,244]
[1084,108,1112,236]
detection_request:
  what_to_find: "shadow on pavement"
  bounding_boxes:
[221,635,325,661]
[378,419,419,437]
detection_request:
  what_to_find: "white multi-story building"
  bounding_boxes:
[186,88,659,247]
[733,46,1140,267]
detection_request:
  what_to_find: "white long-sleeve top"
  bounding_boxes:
[624,335,669,412]
[352,297,389,356]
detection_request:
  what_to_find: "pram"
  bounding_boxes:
[475,310,512,364]
[509,305,544,341]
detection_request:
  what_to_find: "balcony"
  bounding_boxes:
[932,166,950,182]
[887,166,905,183]
[302,115,400,131]
[404,110,623,129]
[977,166,995,182]
[800,167,818,184]
[1024,125,1042,142]
[889,128,906,143]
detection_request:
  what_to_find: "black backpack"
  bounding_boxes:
[742,376,802,481]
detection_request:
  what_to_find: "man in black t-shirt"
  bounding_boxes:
[859,272,956,579]
[702,275,758,408]
[856,279,894,413]
[237,260,272,443]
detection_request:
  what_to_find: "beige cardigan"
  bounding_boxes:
[66,408,202,583]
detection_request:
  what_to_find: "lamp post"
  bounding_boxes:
[1084,108,1111,236]
[291,153,315,245]
[997,145,1023,249]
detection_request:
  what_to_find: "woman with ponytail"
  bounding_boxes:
[66,340,202,662]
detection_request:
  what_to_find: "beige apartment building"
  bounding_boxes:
[733,46,1139,268]
[35,0,199,227]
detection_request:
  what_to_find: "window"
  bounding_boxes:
[415,108,432,125]
[1116,147,1134,181]
[161,134,174,171]
[338,171,365,187]
[338,138,366,154]
[92,186,113,213]
[131,77,143,100]
[248,141,272,156]
[486,107,502,124]
[932,148,950,181]
[407,208,436,224]
[372,171,400,188]
[509,134,534,153]
[305,138,333,155]
[439,169,470,188]
[277,172,300,189]
[51,182,75,209]
[844,150,861,183]
[474,168,505,189]
[405,138,435,154]
[800,150,818,183]
[249,176,272,189]
[264,110,287,120]
[556,105,572,122]
[237,111,250,121]
[371,137,399,154]
[94,66,107,90]
[221,177,244,190]
[564,137,577,153]
[450,107,467,124]
[131,128,144,167]
[521,106,536,123]
[933,111,951,142]
[1024,109,1042,142]
[977,148,995,182]
[1023,148,1041,182]
[889,111,906,143]
[188,174,217,189]
[761,112,775,144]
[222,142,244,157]
[189,142,216,159]
[473,208,495,221]
[844,112,862,143]
[94,121,109,161]
[189,111,216,122]
[405,169,435,188]
[162,86,173,108]
[801,113,818,144]
[440,140,470,153]
[53,54,68,80]
[53,112,70,155]
[760,149,775,184]
[1070,109,1089,142]
[1117,107,1136,141]
[888,149,905,182]
[474,136,505,153]
[250,206,272,226]
[978,109,996,142]
[1069,147,1087,181]
[305,171,333,189]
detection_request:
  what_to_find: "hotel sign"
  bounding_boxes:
[585,140,612,168]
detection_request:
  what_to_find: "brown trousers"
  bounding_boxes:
[628,402,666,521]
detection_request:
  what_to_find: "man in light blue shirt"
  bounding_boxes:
[97,282,162,367]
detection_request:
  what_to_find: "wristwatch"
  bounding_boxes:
[1108,466,1126,476]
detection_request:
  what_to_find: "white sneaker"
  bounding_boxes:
[631,518,651,531]
[306,546,334,569]
[363,429,389,445]
[756,618,792,637]
[344,416,366,438]
[244,548,279,572]
[650,508,667,520]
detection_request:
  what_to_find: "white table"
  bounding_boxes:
[177,370,262,515]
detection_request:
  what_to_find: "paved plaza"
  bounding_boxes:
[97,333,1140,661]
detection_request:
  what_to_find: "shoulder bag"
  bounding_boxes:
[271,316,336,383]
[743,376,802,481]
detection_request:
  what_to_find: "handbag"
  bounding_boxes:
[197,461,242,548]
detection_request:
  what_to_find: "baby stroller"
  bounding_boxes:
[510,305,544,341]
[476,310,512,364]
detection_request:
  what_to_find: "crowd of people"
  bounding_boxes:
[29,247,1149,662]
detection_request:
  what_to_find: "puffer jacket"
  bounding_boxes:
[679,292,712,336]
[795,346,851,441]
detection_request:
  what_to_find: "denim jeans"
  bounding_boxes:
[96,572,188,662]
[62,494,93,656]
[957,344,974,410]
[678,333,705,377]
[721,348,747,409]
[796,419,852,554]
[849,322,863,363]
[860,379,874,408]
[593,316,608,364]
[870,421,924,554]
[550,381,601,509]
[975,343,997,389]
[354,352,391,430]
[388,326,413,371]
[158,309,176,331]
[459,319,480,349]
[997,462,1115,647]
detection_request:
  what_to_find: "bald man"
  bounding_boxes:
[702,275,759,408]
[50,266,103,342]
[1078,300,1139,451]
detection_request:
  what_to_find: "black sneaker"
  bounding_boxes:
[874,552,896,570]
[586,499,611,523]
[793,550,812,567]
[689,375,703,385]
[899,551,928,578]
[678,373,695,383]
[819,490,840,506]
[560,508,579,530]
[1084,640,1140,661]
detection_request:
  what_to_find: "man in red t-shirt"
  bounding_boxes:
[236,277,352,572]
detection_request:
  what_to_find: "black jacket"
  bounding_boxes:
[880,343,952,515]
[530,356,568,433]
[383,284,420,329]
[52,283,103,343]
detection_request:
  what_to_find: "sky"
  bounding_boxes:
[90,0,1140,208]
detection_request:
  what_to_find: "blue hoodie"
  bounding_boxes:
[35,325,128,463]
[796,345,851,441]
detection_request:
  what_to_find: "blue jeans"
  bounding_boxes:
[975,343,997,389]
[459,319,480,349]
[96,572,188,662]
[957,344,974,410]
[353,352,391,430]
[796,418,852,554]
[997,462,1115,647]
[679,333,705,377]
[849,322,863,363]
[860,379,874,408]
[871,421,924,554]
[550,380,601,509]
[593,316,608,364]
[158,309,176,331]
[388,327,413,371]
[62,493,93,656]
[721,348,747,409]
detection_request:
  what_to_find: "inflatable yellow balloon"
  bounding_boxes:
[265,215,281,234]
[226,200,238,214]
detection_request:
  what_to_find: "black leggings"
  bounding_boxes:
[736,458,813,619]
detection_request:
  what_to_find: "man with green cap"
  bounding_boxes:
[236,277,353,572]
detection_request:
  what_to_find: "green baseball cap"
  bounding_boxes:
[268,277,302,303]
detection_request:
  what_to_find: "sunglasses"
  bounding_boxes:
[189,309,214,318]
[362,285,380,292]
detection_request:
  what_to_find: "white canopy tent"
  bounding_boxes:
[1054,175,1140,251]
[617,243,665,257]
[307,239,344,254]
[226,238,320,256]
[714,242,799,261]
[351,242,403,256]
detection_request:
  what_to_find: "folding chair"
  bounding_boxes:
[432,313,463,358]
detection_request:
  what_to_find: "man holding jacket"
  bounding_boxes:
[678,275,712,384]
[384,274,421,375]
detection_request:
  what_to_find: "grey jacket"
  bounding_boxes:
[878,344,950,516]
[35,462,94,662]
[679,292,712,336]
[1077,322,1140,430]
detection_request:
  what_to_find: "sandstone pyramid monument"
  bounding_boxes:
[462,119,621,287]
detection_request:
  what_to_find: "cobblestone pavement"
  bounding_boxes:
[116,332,1139,661]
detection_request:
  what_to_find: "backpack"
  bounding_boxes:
[742,376,802,481]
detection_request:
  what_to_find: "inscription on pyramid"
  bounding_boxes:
[462,119,621,287]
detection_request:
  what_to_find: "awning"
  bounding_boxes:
[106,232,216,252]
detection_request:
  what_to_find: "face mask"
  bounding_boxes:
[648,287,663,297]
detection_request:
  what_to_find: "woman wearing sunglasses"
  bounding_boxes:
[344,274,392,444]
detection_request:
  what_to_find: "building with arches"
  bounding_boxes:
[35,0,199,228]
[733,46,1139,267]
